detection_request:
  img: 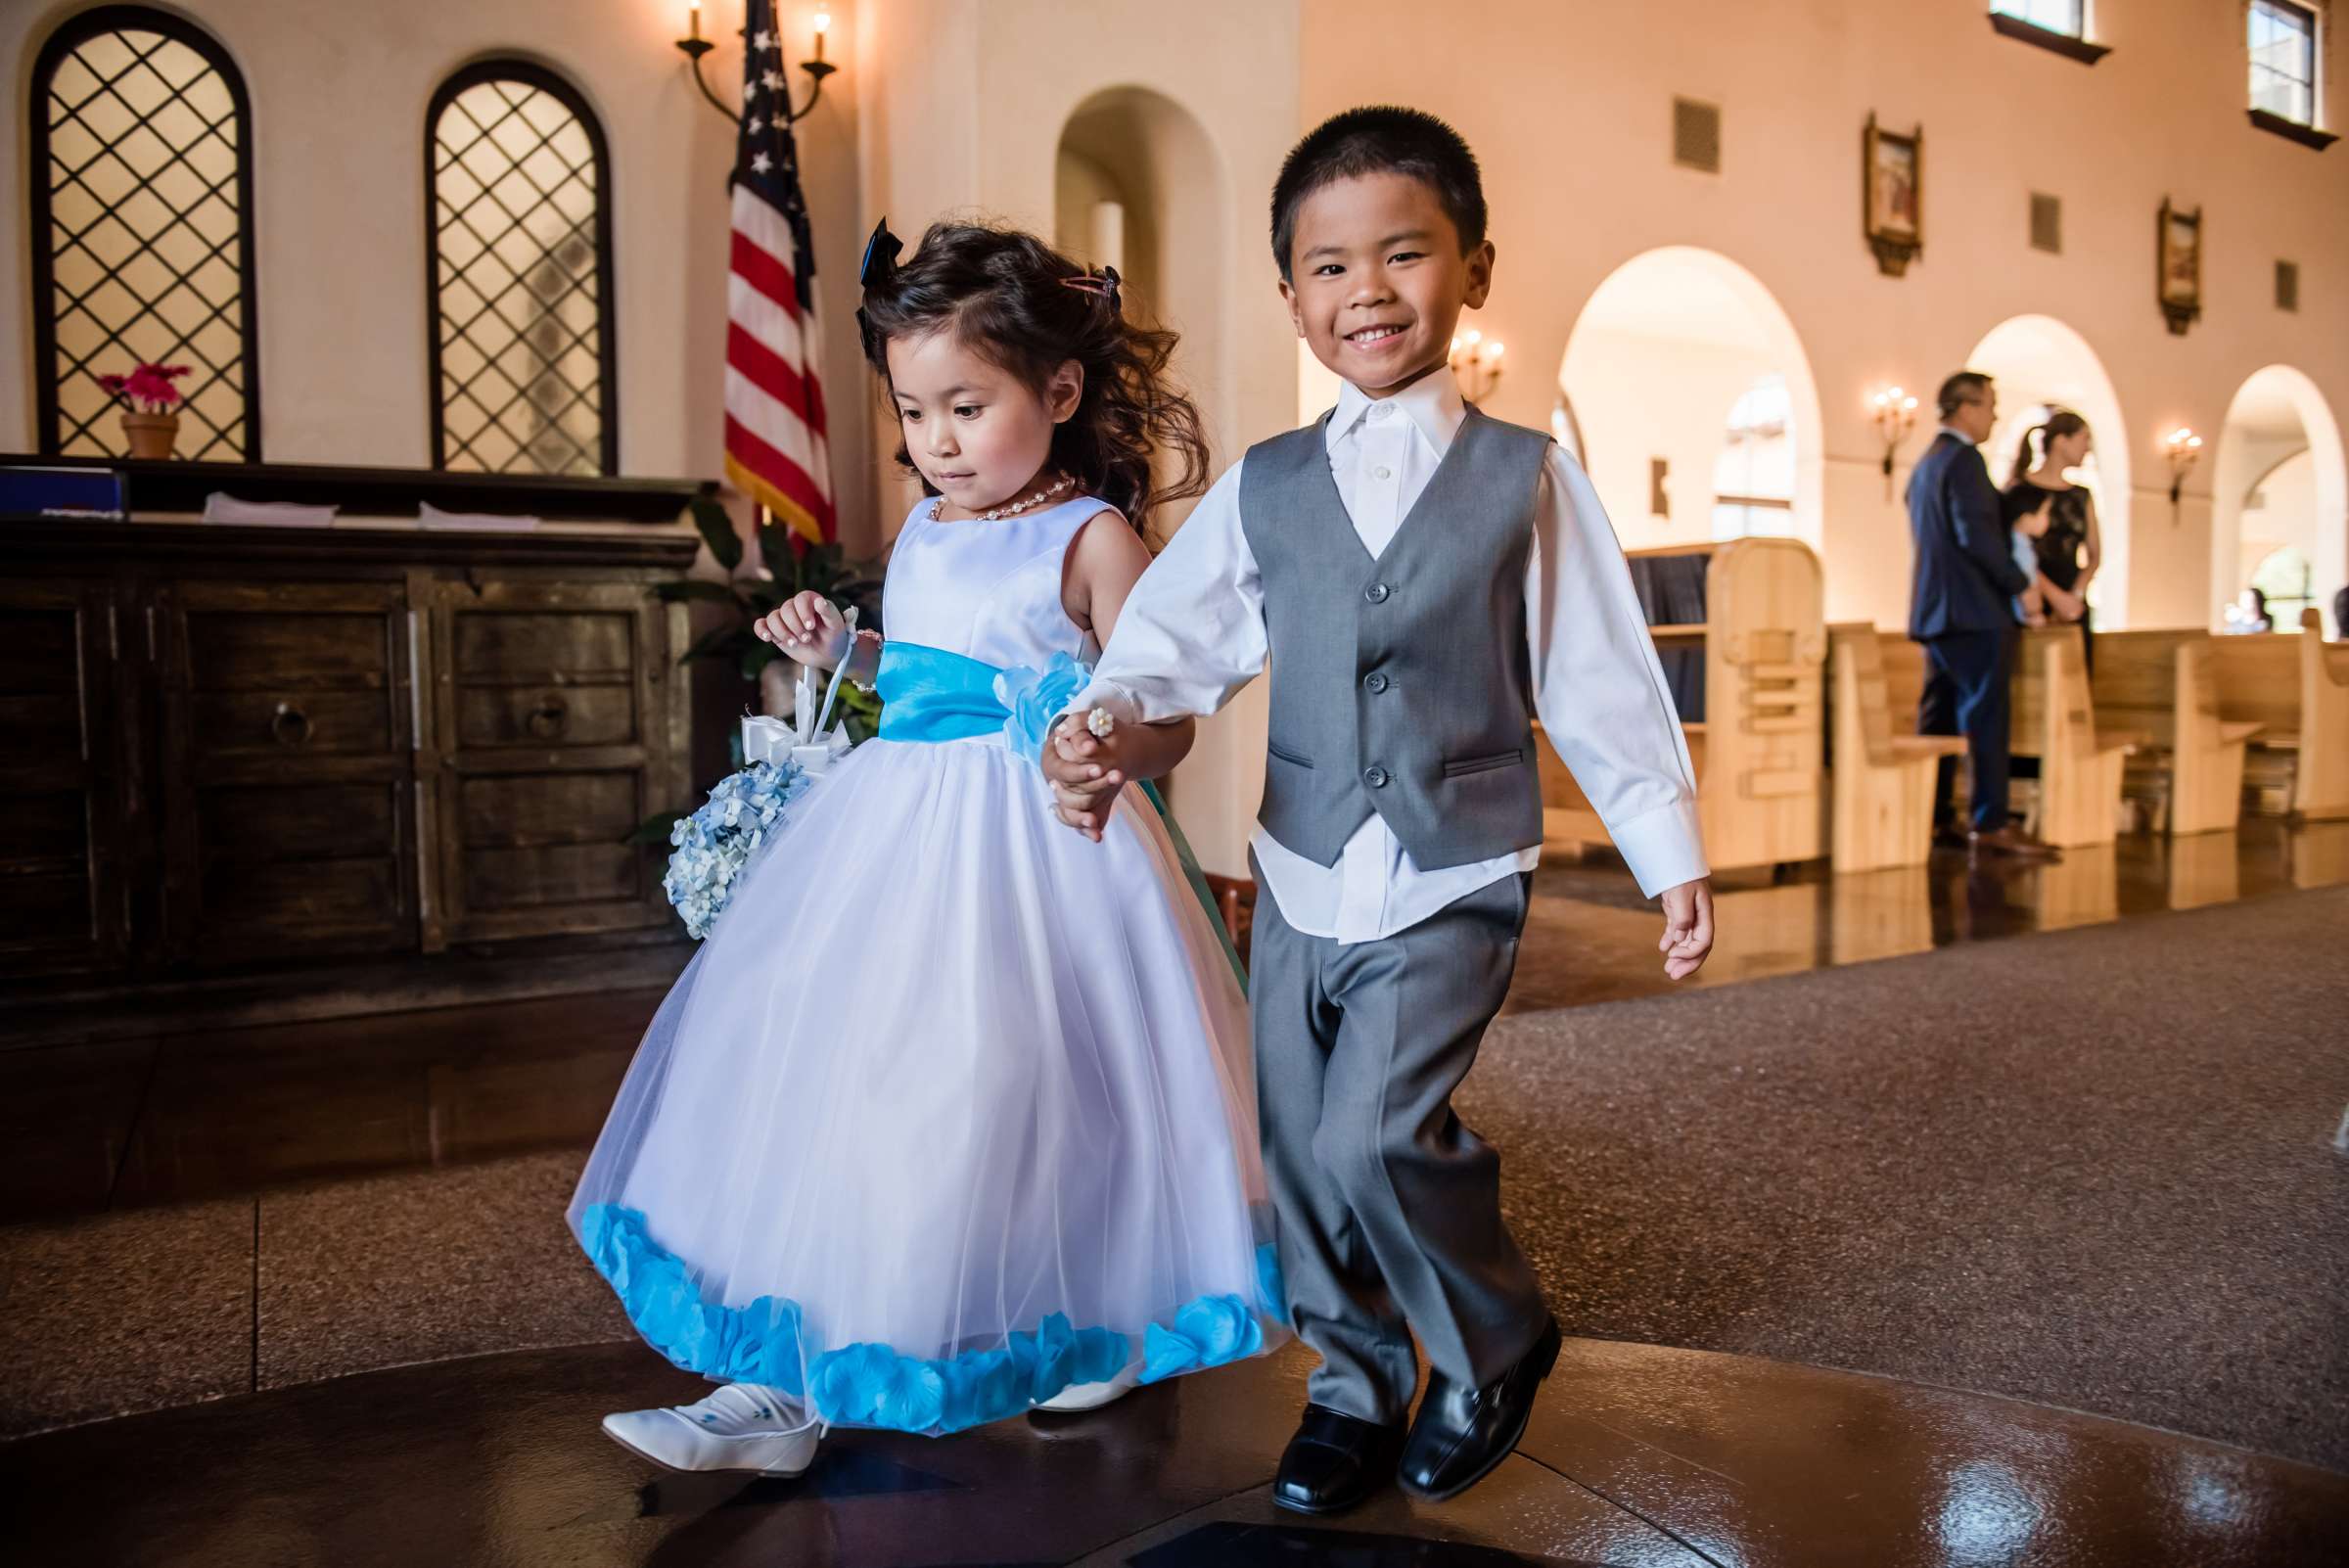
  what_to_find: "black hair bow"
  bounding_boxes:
[854,218,903,357]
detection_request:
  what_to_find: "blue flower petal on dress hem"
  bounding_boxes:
[1256,1241,1290,1327]
[577,1202,1273,1431]
[1137,1293,1265,1385]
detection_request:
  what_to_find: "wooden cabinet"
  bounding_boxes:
[419,577,686,948]
[0,520,696,983]
[157,578,420,964]
[0,578,129,974]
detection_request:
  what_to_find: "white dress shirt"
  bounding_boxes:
[1073,373,1707,944]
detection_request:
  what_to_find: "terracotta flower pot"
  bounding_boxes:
[121,411,179,460]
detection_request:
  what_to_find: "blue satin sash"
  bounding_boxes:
[871,640,1245,983]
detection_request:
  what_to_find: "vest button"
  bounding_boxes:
[1364,582,1391,603]
[1363,671,1390,693]
[1363,765,1390,789]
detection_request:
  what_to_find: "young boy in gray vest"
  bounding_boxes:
[1044,106,1716,1514]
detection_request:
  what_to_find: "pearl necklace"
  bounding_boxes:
[931,472,1075,523]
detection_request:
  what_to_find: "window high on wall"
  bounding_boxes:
[1712,376,1796,540]
[29,7,260,460]
[2250,1,2320,126]
[428,64,616,476]
[1992,0,2085,37]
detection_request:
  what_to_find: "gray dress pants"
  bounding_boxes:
[1249,859,1549,1425]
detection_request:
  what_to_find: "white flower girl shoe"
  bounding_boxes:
[601,1382,822,1476]
[1033,1361,1142,1413]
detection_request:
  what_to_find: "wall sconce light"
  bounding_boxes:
[2162,426,2203,507]
[1449,329,1504,402]
[1868,385,1918,497]
[678,3,837,125]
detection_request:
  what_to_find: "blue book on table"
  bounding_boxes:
[0,466,128,519]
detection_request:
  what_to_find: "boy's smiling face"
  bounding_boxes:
[1279,170,1494,400]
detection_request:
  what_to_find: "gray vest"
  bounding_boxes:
[1239,407,1550,871]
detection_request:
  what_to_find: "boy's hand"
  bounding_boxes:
[1041,715,1125,841]
[1658,877,1714,980]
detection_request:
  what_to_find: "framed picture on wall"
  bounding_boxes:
[1863,115,1923,277]
[2157,199,2202,336]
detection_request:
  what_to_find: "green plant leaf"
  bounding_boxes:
[757,525,803,591]
[625,810,686,847]
[656,579,746,605]
[741,639,780,680]
[679,624,747,666]
[688,493,743,574]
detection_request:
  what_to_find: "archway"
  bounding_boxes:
[1055,88,1255,865]
[1054,86,1226,517]
[2213,366,2347,635]
[1962,315,2133,627]
[1558,248,1823,553]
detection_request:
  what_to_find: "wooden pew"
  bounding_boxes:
[1536,538,1825,873]
[2202,609,2349,821]
[1828,623,1966,870]
[2011,624,2140,847]
[2090,632,2263,834]
[1872,626,2135,846]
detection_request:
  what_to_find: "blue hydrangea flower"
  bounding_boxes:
[661,760,806,939]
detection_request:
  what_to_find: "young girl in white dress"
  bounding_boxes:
[572,220,1283,1477]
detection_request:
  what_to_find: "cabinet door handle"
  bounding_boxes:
[270,701,314,746]
[527,696,569,740]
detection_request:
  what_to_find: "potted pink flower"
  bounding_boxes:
[98,363,192,459]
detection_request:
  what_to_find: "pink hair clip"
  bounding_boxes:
[1061,265,1122,313]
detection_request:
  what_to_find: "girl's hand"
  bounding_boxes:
[1658,877,1715,980]
[1042,717,1125,841]
[754,591,849,669]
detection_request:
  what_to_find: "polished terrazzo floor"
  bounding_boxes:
[4,824,2347,1563]
[9,1336,2345,1566]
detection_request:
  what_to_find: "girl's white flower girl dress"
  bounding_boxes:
[571,495,1283,1452]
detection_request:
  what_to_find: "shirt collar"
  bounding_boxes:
[1328,370,1468,455]
[1937,423,1977,447]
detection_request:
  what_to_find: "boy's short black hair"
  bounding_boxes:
[1270,106,1487,281]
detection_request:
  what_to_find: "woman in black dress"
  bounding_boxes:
[2003,409,2103,673]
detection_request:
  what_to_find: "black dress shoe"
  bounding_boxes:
[1397,1317,1562,1501]
[1273,1405,1405,1515]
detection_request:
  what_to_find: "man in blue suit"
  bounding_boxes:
[1909,372,2057,859]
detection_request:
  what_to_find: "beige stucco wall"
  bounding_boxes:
[2,0,875,547]
[10,0,2348,867]
[1298,0,2349,636]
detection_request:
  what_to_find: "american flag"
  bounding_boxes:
[723,0,834,542]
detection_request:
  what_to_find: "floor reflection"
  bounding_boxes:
[1512,816,2349,1017]
[5,822,2346,1224]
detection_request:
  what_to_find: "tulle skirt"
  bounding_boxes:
[569,734,1284,1435]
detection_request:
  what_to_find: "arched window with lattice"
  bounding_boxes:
[29,6,261,461]
[427,63,617,477]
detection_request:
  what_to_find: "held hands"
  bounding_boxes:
[1658,877,1715,980]
[753,591,851,669]
[1042,711,1127,842]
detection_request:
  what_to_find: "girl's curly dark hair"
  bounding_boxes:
[857,222,1210,538]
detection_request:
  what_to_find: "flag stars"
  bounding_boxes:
[752,28,776,50]
[751,151,774,174]
[747,115,765,135]
[762,69,784,91]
